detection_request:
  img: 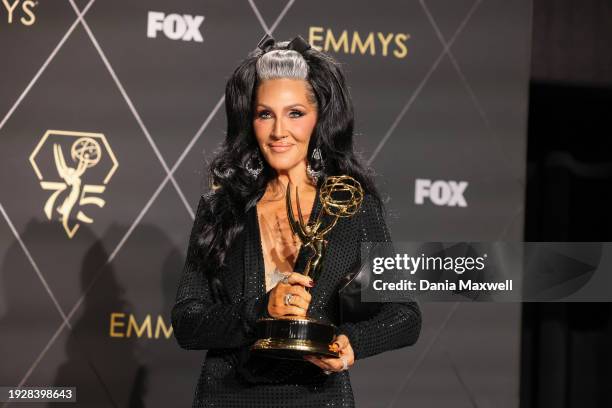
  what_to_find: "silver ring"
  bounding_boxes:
[340,356,348,371]
[283,293,293,306]
[323,370,332,375]
[281,274,290,284]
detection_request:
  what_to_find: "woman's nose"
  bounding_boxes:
[272,117,286,138]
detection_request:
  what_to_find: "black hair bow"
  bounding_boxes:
[256,33,311,54]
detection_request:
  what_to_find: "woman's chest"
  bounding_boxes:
[256,197,313,275]
[219,198,363,313]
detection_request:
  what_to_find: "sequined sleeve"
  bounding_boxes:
[337,194,422,360]
[171,194,271,350]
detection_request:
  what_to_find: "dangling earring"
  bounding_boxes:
[246,151,264,179]
[306,147,324,184]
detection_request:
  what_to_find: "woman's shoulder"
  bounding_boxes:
[196,189,226,215]
[194,190,250,227]
[358,191,385,218]
[193,191,223,231]
[354,191,391,242]
[195,192,214,218]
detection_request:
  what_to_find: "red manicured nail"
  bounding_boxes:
[308,280,315,287]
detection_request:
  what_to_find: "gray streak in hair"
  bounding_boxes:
[256,44,309,81]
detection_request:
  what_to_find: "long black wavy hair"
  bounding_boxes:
[197,37,382,272]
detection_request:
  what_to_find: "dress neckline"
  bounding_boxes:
[252,187,322,296]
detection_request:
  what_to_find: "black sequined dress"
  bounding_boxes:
[171,189,422,407]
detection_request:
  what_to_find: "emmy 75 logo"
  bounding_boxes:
[29,130,118,238]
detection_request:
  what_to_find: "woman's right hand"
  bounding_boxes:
[267,272,314,318]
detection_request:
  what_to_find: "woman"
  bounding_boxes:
[171,34,421,407]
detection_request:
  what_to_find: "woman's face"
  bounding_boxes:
[253,78,318,174]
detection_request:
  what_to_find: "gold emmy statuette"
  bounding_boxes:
[251,175,364,360]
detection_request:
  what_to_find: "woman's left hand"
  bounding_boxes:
[303,334,355,373]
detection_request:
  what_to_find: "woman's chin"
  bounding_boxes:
[266,160,301,173]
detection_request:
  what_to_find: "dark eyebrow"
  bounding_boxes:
[256,103,306,110]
